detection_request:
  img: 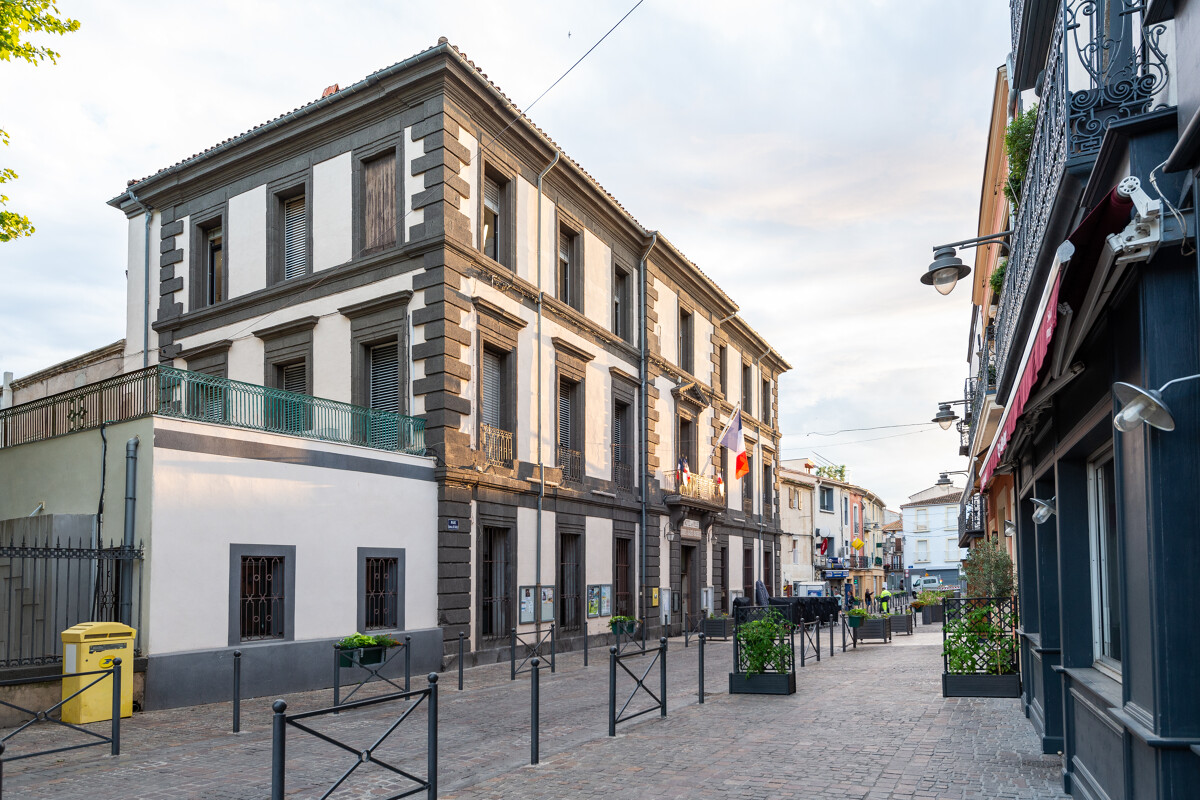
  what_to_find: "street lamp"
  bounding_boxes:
[1031,497,1056,525]
[931,400,964,430]
[936,470,969,486]
[920,231,1012,296]
[1112,374,1200,432]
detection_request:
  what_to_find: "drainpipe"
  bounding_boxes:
[96,422,109,548]
[121,436,139,626]
[535,150,560,631]
[753,347,769,588]
[126,190,154,369]
[638,231,658,638]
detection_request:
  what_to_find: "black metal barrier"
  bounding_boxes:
[613,617,646,655]
[682,611,705,647]
[0,659,122,764]
[270,674,438,800]
[608,637,667,736]
[333,636,411,707]
[511,625,555,680]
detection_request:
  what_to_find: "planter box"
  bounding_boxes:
[610,621,637,637]
[847,615,864,628]
[729,671,796,695]
[888,613,913,635]
[702,617,733,640]
[338,646,385,667]
[855,617,891,642]
[942,673,1021,698]
[921,604,945,625]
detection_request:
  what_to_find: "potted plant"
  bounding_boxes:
[609,615,638,637]
[846,607,868,628]
[729,609,796,695]
[942,598,1020,697]
[701,611,733,640]
[916,590,946,624]
[335,632,394,666]
[855,614,893,643]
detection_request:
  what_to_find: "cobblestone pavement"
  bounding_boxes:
[1,622,1067,799]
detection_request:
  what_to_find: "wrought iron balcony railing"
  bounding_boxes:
[480,423,513,467]
[996,0,1170,391]
[661,470,725,505]
[960,492,986,541]
[966,325,997,453]
[0,366,426,455]
[884,555,903,571]
[612,445,632,492]
[557,446,582,483]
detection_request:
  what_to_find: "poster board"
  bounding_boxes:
[539,586,555,622]
[587,585,601,617]
[519,586,536,624]
[599,585,612,616]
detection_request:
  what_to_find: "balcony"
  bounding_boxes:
[661,470,725,507]
[965,325,998,455]
[557,445,582,483]
[884,555,904,571]
[0,366,426,454]
[848,556,870,570]
[996,0,1171,394]
[959,492,986,547]
[612,445,632,492]
[481,423,513,467]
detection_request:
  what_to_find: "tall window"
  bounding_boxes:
[557,378,581,482]
[240,555,285,641]
[761,378,771,423]
[717,545,728,612]
[613,400,632,491]
[283,195,307,280]
[820,486,834,512]
[274,361,310,432]
[742,363,752,412]
[853,504,860,533]
[557,226,580,310]
[559,532,582,631]
[368,343,400,413]
[678,308,694,373]
[363,556,399,630]
[677,416,696,472]
[762,462,773,519]
[916,539,930,562]
[763,550,774,595]
[915,508,929,531]
[205,225,224,306]
[613,267,630,341]
[480,527,510,638]
[742,452,755,514]
[743,545,754,598]
[482,173,507,264]
[363,153,396,251]
[614,537,633,616]
[1090,451,1121,670]
[843,496,849,525]
[718,346,727,395]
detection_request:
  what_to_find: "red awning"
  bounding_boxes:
[980,187,1133,488]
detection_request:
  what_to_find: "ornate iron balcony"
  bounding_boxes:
[0,366,426,455]
[612,445,632,492]
[481,423,513,467]
[661,470,725,506]
[959,492,986,541]
[996,0,1171,391]
[557,446,582,483]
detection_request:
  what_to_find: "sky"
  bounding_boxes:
[0,0,1011,508]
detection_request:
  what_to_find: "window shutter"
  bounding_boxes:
[559,232,570,263]
[364,155,396,250]
[281,362,306,395]
[558,385,571,448]
[484,177,501,214]
[283,196,306,279]
[369,343,400,413]
[613,409,622,452]
[482,350,502,429]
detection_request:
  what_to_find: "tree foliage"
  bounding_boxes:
[1,1,81,243]
[1003,104,1038,210]
[963,536,1015,598]
[814,464,848,482]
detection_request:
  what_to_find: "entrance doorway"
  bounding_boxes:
[680,544,697,623]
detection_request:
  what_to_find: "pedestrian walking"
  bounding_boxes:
[879,586,892,615]
[865,589,873,612]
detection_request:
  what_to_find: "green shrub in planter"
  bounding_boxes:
[847,608,869,628]
[609,615,638,636]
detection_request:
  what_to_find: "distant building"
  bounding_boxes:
[900,484,963,591]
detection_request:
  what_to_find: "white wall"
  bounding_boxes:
[123,212,161,372]
[312,152,352,271]
[902,501,963,580]
[582,229,612,325]
[147,418,437,654]
[655,276,678,368]
[514,176,556,287]
[312,313,351,402]
[227,185,267,298]
[584,515,612,637]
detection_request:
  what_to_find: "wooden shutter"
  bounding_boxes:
[368,343,400,413]
[613,406,623,460]
[558,382,572,448]
[481,350,502,429]
[283,196,306,279]
[281,362,306,394]
[484,177,501,214]
[364,155,396,250]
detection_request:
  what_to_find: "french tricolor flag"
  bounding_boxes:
[720,408,749,479]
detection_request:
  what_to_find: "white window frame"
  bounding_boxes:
[915,539,930,563]
[1088,444,1122,679]
[915,508,929,531]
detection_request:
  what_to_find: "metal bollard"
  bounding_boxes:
[111,658,122,756]
[830,618,834,657]
[584,627,589,667]
[530,657,540,765]
[427,673,438,798]
[550,624,556,673]
[800,622,806,667]
[458,631,465,691]
[608,646,618,737]
[510,628,517,681]
[233,650,242,733]
[816,619,821,662]
[659,637,667,718]
[1,740,5,790]
[405,635,412,692]
[271,700,287,800]
[698,633,705,704]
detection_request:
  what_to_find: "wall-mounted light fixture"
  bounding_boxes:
[1004,520,1016,537]
[936,469,970,486]
[1031,497,1056,525]
[932,400,965,430]
[920,231,1012,296]
[1112,374,1200,432]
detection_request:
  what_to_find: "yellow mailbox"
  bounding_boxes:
[61,621,136,724]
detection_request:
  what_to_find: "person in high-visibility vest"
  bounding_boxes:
[879,586,893,614]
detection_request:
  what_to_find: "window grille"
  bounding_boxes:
[559,533,582,631]
[614,537,632,616]
[368,343,400,414]
[283,196,306,279]
[240,555,285,641]
[743,547,754,598]
[364,556,399,630]
[480,527,510,638]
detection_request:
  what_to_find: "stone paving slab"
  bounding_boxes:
[0,622,1067,799]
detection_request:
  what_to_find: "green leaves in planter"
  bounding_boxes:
[1004,105,1038,209]
[336,632,377,649]
[735,609,792,675]
[609,615,638,632]
[847,608,870,618]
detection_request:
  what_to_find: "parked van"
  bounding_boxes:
[911,575,942,592]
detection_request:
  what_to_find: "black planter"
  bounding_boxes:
[942,673,1021,698]
[610,621,637,637]
[855,617,892,642]
[847,615,864,628]
[338,646,385,667]
[702,617,733,640]
[729,671,796,695]
[887,614,913,635]
[921,604,945,625]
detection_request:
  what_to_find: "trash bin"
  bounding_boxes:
[61,621,136,724]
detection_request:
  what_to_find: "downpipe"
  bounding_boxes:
[121,436,139,626]
[535,150,560,636]
[639,231,658,641]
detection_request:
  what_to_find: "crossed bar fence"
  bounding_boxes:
[0,660,123,766]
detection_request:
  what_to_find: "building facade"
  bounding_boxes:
[945,2,1200,796]
[900,484,964,591]
[779,462,816,587]
[0,40,790,706]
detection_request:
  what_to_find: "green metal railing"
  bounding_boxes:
[0,366,425,455]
